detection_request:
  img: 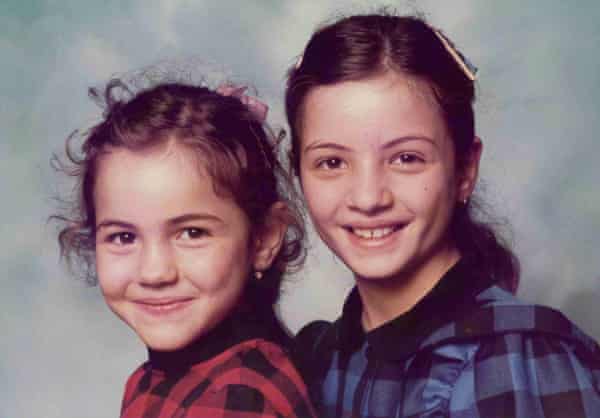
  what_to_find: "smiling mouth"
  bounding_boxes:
[345,224,405,240]
[135,298,193,314]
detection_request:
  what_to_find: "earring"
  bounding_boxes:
[254,271,263,280]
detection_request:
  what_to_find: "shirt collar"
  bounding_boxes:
[148,305,288,373]
[336,256,498,360]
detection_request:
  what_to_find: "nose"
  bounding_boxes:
[347,165,393,215]
[138,241,177,287]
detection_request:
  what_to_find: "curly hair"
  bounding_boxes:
[54,79,306,308]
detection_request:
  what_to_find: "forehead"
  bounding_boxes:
[93,140,214,205]
[96,140,204,179]
[91,140,252,234]
[301,73,449,150]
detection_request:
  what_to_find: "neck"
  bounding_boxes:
[356,245,460,331]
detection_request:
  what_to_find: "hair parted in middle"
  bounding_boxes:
[285,12,519,292]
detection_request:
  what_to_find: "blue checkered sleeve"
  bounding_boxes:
[449,332,600,418]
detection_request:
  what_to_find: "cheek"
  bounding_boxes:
[181,241,251,292]
[95,251,134,296]
[301,176,339,224]
[400,172,456,215]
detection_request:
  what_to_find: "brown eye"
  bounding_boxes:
[179,228,208,240]
[108,232,136,245]
[316,157,347,170]
[392,153,424,164]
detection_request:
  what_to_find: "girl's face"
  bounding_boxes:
[94,142,276,351]
[299,73,478,283]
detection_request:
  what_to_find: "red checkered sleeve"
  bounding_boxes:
[120,339,317,418]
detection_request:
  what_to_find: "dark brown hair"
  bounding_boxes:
[285,13,519,291]
[55,79,306,308]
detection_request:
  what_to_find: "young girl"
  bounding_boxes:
[286,13,600,418]
[56,80,316,417]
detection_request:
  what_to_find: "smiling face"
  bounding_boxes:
[94,142,259,351]
[300,73,477,285]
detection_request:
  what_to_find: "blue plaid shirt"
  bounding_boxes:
[294,260,600,417]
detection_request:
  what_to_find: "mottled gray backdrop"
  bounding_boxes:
[2,1,599,417]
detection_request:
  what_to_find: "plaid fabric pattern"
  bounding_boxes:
[121,339,317,418]
[297,286,600,418]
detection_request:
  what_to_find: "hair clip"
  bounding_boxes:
[294,54,303,70]
[433,29,478,81]
[216,84,269,123]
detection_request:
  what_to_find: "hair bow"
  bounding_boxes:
[216,84,269,123]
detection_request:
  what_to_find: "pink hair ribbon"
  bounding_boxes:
[216,84,269,123]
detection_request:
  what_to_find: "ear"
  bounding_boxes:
[457,136,483,203]
[252,202,288,273]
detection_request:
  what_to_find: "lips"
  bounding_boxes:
[351,226,396,239]
[133,297,194,315]
[344,223,406,240]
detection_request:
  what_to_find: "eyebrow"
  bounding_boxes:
[303,141,351,154]
[304,136,436,154]
[95,220,136,231]
[95,213,223,230]
[167,213,223,225]
[382,136,436,149]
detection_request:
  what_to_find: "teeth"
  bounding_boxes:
[352,226,395,239]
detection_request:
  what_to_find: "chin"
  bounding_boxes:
[138,329,199,352]
[341,251,408,279]
[142,338,184,352]
[145,340,187,352]
[347,262,403,282]
[348,256,427,285]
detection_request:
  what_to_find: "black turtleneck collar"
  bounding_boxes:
[335,256,499,361]
[148,305,289,373]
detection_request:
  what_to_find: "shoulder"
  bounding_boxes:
[294,320,334,355]
[292,320,335,381]
[120,362,157,417]
[121,362,150,403]
[422,285,600,354]
[208,339,317,418]
[472,286,600,356]
[445,290,600,417]
[447,331,600,417]
[460,286,600,383]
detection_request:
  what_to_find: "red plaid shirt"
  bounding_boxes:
[120,311,316,418]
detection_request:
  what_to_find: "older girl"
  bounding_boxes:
[287,13,600,418]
